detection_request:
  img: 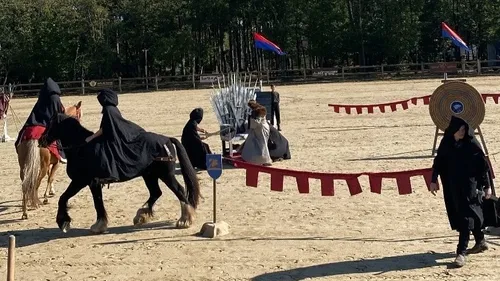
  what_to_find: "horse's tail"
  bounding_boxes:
[169,137,200,209]
[20,139,41,207]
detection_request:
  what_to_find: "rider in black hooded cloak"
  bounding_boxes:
[181,108,212,170]
[15,78,66,161]
[430,116,499,267]
[85,89,172,182]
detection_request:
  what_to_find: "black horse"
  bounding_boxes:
[39,113,200,234]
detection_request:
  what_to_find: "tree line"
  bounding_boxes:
[1,0,499,83]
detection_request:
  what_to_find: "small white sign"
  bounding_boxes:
[200,75,222,84]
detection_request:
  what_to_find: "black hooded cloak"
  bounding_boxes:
[15,78,65,147]
[181,108,211,170]
[268,125,291,160]
[90,89,172,181]
[432,116,499,231]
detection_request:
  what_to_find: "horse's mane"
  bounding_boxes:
[57,113,93,138]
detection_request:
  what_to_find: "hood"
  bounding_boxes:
[445,116,472,140]
[39,78,61,99]
[97,88,119,107]
[190,108,203,123]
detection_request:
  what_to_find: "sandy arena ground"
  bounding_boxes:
[1,77,500,281]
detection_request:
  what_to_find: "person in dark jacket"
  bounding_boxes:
[429,116,496,267]
[181,108,212,170]
[270,84,281,131]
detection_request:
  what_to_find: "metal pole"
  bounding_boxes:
[213,179,217,223]
[7,235,15,281]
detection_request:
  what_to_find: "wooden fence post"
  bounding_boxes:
[477,59,482,75]
[81,79,85,95]
[118,77,122,93]
[155,75,159,91]
[7,235,15,281]
[341,67,345,80]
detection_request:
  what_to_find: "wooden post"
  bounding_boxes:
[7,235,15,281]
[477,59,482,75]
[477,126,490,156]
[431,126,440,156]
[81,79,85,95]
[118,77,122,93]
[341,66,345,80]
[266,69,270,84]
[461,57,466,76]
[155,75,159,91]
[213,179,217,223]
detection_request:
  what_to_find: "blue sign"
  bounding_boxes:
[206,154,223,180]
[450,101,464,114]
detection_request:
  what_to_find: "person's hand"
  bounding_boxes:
[429,182,438,196]
[485,188,492,200]
[200,134,207,140]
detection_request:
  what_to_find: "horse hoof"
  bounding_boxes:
[43,198,49,204]
[21,214,28,220]
[176,219,191,229]
[61,221,71,233]
[133,208,152,226]
[90,220,108,234]
[49,191,55,196]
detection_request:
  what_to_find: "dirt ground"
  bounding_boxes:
[1,77,500,281]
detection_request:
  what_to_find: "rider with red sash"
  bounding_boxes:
[15,78,67,163]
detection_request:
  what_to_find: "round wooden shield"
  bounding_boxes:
[429,81,485,131]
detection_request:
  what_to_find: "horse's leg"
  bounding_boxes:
[157,162,194,229]
[89,181,108,234]
[38,149,51,205]
[57,180,88,233]
[44,156,60,203]
[133,173,162,226]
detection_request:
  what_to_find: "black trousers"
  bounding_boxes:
[457,224,484,255]
[272,102,281,128]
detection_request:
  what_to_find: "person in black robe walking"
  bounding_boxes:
[85,89,173,183]
[181,108,212,170]
[15,78,67,162]
[430,116,498,267]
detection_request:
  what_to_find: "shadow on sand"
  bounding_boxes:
[347,149,434,161]
[0,221,179,248]
[251,252,455,281]
[174,162,238,175]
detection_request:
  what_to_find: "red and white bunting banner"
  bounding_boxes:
[328,93,500,114]
[225,157,439,196]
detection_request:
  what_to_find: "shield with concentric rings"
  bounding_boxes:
[429,81,485,131]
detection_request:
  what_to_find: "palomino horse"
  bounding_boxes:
[39,113,200,234]
[16,101,82,220]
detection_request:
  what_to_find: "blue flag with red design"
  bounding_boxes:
[253,32,285,55]
[441,22,470,51]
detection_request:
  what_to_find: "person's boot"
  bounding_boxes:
[466,240,488,255]
[453,254,466,267]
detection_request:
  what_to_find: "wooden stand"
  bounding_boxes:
[431,74,473,156]
[431,126,490,156]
